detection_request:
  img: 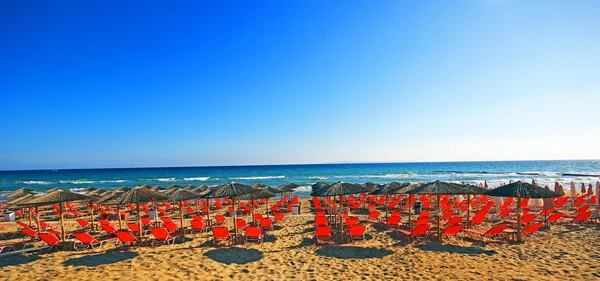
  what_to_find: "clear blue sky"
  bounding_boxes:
[1,0,599,170]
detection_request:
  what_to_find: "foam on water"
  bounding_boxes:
[183,177,210,181]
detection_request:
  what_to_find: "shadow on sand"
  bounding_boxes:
[203,247,263,264]
[0,254,41,268]
[62,251,138,267]
[414,243,497,255]
[315,246,393,259]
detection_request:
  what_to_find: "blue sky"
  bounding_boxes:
[1,0,599,170]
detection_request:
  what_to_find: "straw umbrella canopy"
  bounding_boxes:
[93,191,127,229]
[311,182,369,243]
[200,182,257,241]
[19,190,92,243]
[252,184,281,218]
[87,189,108,196]
[151,185,167,192]
[6,194,35,227]
[237,189,275,224]
[370,182,409,220]
[79,187,98,193]
[116,186,132,192]
[485,181,559,242]
[169,189,202,229]
[277,182,299,193]
[311,181,330,194]
[459,184,488,228]
[114,187,169,246]
[404,181,469,241]
[364,182,384,192]
[6,188,36,199]
[388,182,424,226]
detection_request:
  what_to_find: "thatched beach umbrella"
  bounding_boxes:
[169,189,201,229]
[114,187,169,246]
[6,188,36,199]
[370,182,409,220]
[7,194,35,227]
[405,181,469,241]
[238,189,275,224]
[200,182,257,240]
[389,182,424,226]
[459,184,488,228]
[311,182,369,243]
[485,181,559,242]
[87,188,108,196]
[94,191,126,229]
[116,186,132,192]
[252,184,281,218]
[20,190,91,244]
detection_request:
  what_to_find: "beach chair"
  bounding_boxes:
[315,216,328,227]
[253,213,264,223]
[235,219,247,231]
[367,211,380,222]
[127,222,149,236]
[212,226,232,246]
[260,218,274,232]
[215,215,227,225]
[347,225,366,243]
[190,220,209,233]
[0,241,25,253]
[39,221,54,230]
[415,217,429,226]
[521,223,544,240]
[398,224,429,243]
[443,216,462,226]
[151,227,184,246]
[76,219,91,231]
[39,232,62,251]
[160,216,175,225]
[16,221,29,229]
[441,224,463,239]
[245,226,264,244]
[547,212,564,224]
[315,226,333,245]
[464,224,508,242]
[573,205,590,215]
[564,212,593,226]
[192,215,204,221]
[345,216,359,229]
[101,223,117,236]
[73,232,115,250]
[164,222,180,233]
[98,219,111,226]
[21,228,37,240]
[115,230,139,247]
[385,216,401,229]
[274,212,285,223]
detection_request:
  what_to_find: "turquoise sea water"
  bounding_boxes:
[1,160,599,198]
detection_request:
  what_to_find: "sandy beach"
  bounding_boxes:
[1,198,599,281]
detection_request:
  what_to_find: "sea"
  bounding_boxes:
[1,160,599,198]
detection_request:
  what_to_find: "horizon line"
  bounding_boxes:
[1,158,598,173]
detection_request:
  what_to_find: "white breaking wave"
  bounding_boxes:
[308,176,328,180]
[156,178,177,182]
[230,176,286,180]
[60,180,95,184]
[21,181,52,185]
[99,180,128,183]
[183,177,210,181]
[295,185,311,192]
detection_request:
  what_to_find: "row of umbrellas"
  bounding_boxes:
[309,180,562,242]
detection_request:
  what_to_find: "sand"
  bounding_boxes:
[1,199,599,281]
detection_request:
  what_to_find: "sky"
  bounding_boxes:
[1,0,599,170]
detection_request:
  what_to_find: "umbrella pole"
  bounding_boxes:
[339,195,343,243]
[28,207,32,227]
[117,205,122,230]
[59,202,66,249]
[195,199,199,214]
[206,198,211,225]
[137,203,142,247]
[437,194,441,242]
[180,201,184,231]
[385,194,389,221]
[265,198,269,218]
[35,206,41,238]
[90,204,95,231]
[233,197,237,244]
[517,197,522,243]
[408,196,412,227]
[467,194,471,228]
